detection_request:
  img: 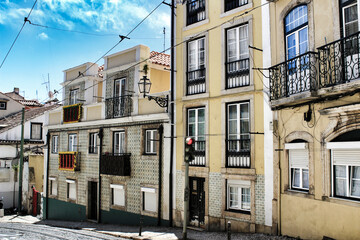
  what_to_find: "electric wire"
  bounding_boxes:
[46,1,271,105]
[0,0,38,69]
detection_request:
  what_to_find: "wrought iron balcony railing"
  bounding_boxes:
[269,51,318,101]
[226,139,250,168]
[187,68,206,95]
[225,0,248,12]
[188,140,206,167]
[59,152,80,171]
[318,31,360,88]
[63,103,82,123]
[187,0,206,26]
[100,153,131,176]
[226,58,250,89]
[105,95,132,119]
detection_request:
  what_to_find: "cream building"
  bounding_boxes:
[174,0,274,233]
[268,0,360,239]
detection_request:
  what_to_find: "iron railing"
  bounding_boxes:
[269,51,318,101]
[226,58,250,89]
[318,31,360,88]
[100,153,131,176]
[226,139,250,168]
[188,140,206,166]
[187,0,206,26]
[225,0,248,12]
[105,95,132,119]
[187,68,206,95]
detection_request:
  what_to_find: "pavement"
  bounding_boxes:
[0,214,294,240]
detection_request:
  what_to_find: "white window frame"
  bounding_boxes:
[89,132,98,154]
[31,123,42,140]
[110,184,125,207]
[69,89,79,105]
[187,107,205,142]
[342,2,358,37]
[68,134,77,152]
[188,38,205,72]
[227,180,251,212]
[141,187,157,213]
[0,102,6,110]
[114,78,126,97]
[49,177,57,196]
[52,135,58,154]
[113,131,125,154]
[145,129,157,154]
[66,179,76,200]
[285,143,309,191]
[227,24,249,63]
[227,102,250,142]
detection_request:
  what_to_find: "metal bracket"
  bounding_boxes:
[148,95,169,112]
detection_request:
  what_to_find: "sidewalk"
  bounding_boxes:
[0,215,293,240]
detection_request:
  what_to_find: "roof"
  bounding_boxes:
[149,51,170,67]
[0,104,60,135]
[17,99,43,107]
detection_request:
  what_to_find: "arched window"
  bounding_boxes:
[285,5,308,60]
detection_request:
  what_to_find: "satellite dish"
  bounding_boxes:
[48,91,54,99]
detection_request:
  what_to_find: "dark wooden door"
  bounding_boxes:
[189,177,205,227]
[88,181,97,220]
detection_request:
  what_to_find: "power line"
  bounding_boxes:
[44,1,270,105]
[0,0,38,69]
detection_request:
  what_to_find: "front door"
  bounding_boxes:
[189,177,205,227]
[88,181,97,220]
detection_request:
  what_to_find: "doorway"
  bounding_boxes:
[189,177,205,227]
[88,181,98,221]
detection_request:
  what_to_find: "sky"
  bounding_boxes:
[0,0,171,103]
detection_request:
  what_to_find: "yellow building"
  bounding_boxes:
[268,0,360,239]
[174,0,274,233]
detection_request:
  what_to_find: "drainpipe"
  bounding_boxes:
[169,0,175,227]
[18,108,25,213]
[278,134,282,235]
[158,125,163,226]
[98,128,104,223]
[45,132,50,219]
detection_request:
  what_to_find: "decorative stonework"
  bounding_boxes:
[255,175,265,225]
[208,172,222,218]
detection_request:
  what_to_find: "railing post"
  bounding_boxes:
[227,221,231,240]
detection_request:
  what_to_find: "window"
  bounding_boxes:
[49,177,57,196]
[285,5,308,60]
[227,180,250,212]
[113,131,125,154]
[342,1,358,37]
[225,0,249,12]
[285,143,309,191]
[331,147,360,199]
[141,187,157,212]
[145,130,157,154]
[226,24,250,88]
[187,107,206,165]
[52,135,58,154]
[0,102,6,110]
[187,38,206,95]
[114,78,126,117]
[186,0,206,26]
[89,133,98,154]
[68,134,77,152]
[66,179,76,200]
[69,89,79,105]
[110,184,125,207]
[30,123,42,140]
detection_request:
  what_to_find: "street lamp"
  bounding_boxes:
[138,75,169,112]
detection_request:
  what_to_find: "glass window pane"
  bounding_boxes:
[229,186,239,208]
[335,165,346,178]
[188,110,195,123]
[293,168,301,188]
[198,108,205,122]
[241,188,251,210]
[240,103,249,119]
[287,34,297,59]
[302,169,309,189]
[351,166,360,197]
[229,120,237,135]
[228,105,238,120]
[299,27,308,55]
[336,178,347,196]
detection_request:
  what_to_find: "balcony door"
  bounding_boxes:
[114,78,126,117]
[285,5,309,95]
[187,107,205,166]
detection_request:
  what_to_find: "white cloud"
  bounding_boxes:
[38,32,49,40]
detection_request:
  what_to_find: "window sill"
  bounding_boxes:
[111,205,126,211]
[221,168,256,177]
[220,2,253,19]
[284,189,314,199]
[223,210,251,221]
[141,209,158,218]
[221,85,255,96]
[182,92,209,101]
[67,198,76,204]
[326,196,360,207]
[183,19,209,32]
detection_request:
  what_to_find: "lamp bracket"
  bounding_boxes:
[148,95,169,111]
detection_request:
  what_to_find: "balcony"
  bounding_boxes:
[187,68,206,95]
[100,153,131,176]
[105,95,132,119]
[226,139,250,168]
[187,0,206,26]
[269,52,318,101]
[188,140,206,167]
[63,103,82,123]
[226,58,250,89]
[59,152,80,171]
[225,0,248,12]
[318,31,360,88]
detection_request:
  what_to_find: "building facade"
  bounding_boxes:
[268,0,360,239]
[44,45,172,225]
[174,0,274,233]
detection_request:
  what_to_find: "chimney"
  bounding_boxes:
[14,87,19,94]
